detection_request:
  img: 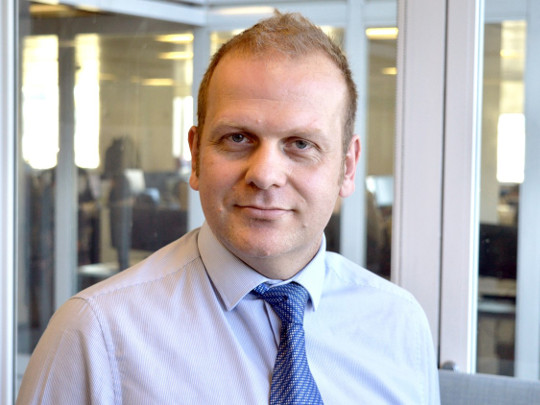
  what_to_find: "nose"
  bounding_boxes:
[244,143,288,190]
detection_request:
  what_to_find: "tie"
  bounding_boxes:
[253,282,324,405]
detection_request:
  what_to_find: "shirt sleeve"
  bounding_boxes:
[16,297,120,405]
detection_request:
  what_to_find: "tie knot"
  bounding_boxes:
[253,282,309,325]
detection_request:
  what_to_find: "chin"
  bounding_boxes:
[227,233,292,260]
[233,240,284,259]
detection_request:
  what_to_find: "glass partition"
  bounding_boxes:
[477,19,525,376]
[17,1,194,385]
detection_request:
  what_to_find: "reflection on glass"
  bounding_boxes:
[17,3,194,386]
[477,21,526,376]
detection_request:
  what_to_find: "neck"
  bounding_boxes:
[234,238,322,280]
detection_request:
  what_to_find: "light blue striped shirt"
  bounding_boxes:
[17,222,440,404]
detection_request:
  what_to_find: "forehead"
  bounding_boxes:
[205,52,347,127]
[212,51,344,91]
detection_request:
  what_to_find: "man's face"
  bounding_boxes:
[189,52,360,279]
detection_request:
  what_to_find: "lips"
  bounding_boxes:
[235,204,290,220]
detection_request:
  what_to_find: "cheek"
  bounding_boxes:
[304,159,342,188]
[198,158,239,198]
[295,170,341,209]
[199,153,223,182]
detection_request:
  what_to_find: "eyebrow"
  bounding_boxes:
[209,120,327,140]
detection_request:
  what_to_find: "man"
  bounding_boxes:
[18,12,440,404]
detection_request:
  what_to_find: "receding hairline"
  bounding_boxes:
[201,48,352,134]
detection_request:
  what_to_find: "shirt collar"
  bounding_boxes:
[198,222,326,312]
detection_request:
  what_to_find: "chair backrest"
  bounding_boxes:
[439,369,540,405]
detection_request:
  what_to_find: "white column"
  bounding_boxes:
[393,0,447,348]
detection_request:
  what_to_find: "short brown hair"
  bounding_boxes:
[196,11,357,153]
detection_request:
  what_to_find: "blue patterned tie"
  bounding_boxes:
[253,282,324,405]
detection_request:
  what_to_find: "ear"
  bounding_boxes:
[188,126,200,191]
[339,135,361,198]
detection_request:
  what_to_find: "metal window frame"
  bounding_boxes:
[1,0,17,403]
[439,0,484,373]
[515,0,540,380]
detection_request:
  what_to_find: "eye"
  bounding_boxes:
[230,133,247,143]
[291,139,312,150]
[217,132,253,152]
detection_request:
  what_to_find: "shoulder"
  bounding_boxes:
[320,252,438,398]
[321,251,432,337]
[76,227,202,301]
[49,228,207,336]
[34,228,207,363]
[17,295,121,403]
[324,251,419,307]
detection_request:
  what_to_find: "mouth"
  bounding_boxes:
[235,205,290,221]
